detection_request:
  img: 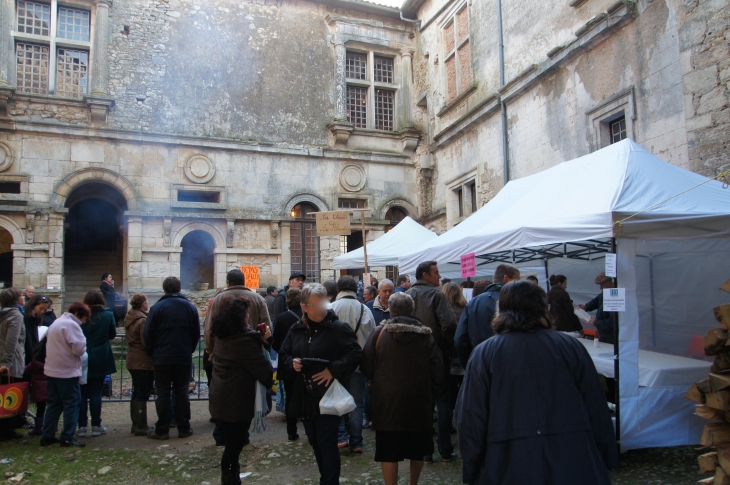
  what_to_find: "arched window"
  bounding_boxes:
[385,206,407,224]
[290,203,320,283]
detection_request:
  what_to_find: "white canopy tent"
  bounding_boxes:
[400,139,730,450]
[333,216,437,269]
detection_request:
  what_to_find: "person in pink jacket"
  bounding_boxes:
[40,302,89,448]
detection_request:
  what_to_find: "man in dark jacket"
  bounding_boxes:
[99,273,116,312]
[145,276,200,440]
[455,263,520,366]
[406,261,457,463]
[394,274,411,293]
[365,279,394,325]
[272,272,306,321]
[579,272,616,344]
[264,286,278,320]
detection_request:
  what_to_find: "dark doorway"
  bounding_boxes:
[180,230,215,290]
[290,203,320,283]
[0,227,13,288]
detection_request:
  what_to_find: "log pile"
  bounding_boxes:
[688,280,730,484]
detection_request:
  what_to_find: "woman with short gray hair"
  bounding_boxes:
[362,292,443,485]
[279,283,362,485]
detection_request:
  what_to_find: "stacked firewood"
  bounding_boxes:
[686,279,730,484]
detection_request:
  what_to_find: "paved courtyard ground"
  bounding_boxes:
[0,401,711,484]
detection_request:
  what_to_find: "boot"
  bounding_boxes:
[233,463,242,485]
[28,405,45,436]
[221,470,239,485]
[129,401,135,434]
[131,401,151,437]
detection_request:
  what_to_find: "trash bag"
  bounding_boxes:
[319,379,356,416]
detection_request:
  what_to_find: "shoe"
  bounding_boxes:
[91,425,107,437]
[337,441,349,449]
[441,453,456,463]
[177,428,193,438]
[0,431,23,441]
[40,436,59,446]
[221,469,240,485]
[287,433,299,441]
[27,428,43,436]
[349,446,363,454]
[60,438,86,447]
[424,455,434,464]
[362,420,372,429]
[76,427,87,437]
[147,432,169,440]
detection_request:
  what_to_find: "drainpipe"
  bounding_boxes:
[400,10,421,30]
[497,0,509,185]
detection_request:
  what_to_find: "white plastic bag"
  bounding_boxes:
[251,381,270,433]
[319,379,356,416]
[79,352,89,386]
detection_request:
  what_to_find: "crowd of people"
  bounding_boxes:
[0,262,620,485]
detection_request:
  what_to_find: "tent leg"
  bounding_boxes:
[544,259,549,292]
[611,237,621,453]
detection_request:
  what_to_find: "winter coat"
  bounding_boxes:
[43,312,87,379]
[81,307,117,379]
[330,291,376,350]
[548,286,583,333]
[455,283,502,366]
[204,286,271,355]
[264,294,276,322]
[272,306,302,380]
[25,356,48,402]
[0,307,26,378]
[406,281,456,359]
[42,309,57,328]
[272,287,289,322]
[585,292,615,344]
[456,328,618,485]
[209,327,274,423]
[124,309,153,371]
[100,280,116,312]
[365,298,390,325]
[145,293,200,367]
[278,310,362,419]
[23,312,43,365]
[362,316,443,432]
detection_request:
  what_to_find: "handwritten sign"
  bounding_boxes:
[460,252,476,278]
[315,211,351,237]
[604,253,617,278]
[240,266,260,290]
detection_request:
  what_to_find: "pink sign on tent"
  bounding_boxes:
[460,252,477,278]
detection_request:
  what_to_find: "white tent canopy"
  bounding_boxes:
[333,216,437,270]
[400,140,730,450]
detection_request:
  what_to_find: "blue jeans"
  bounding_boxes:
[43,377,81,441]
[337,371,367,449]
[304,414,341,485]
[435,372,454,457]
[79,376,104,427]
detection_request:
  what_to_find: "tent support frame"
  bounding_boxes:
[611,237,621,450]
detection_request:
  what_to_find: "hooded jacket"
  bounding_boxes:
[406,281,457,357]
[0,307,25,378]
[362,316,443,432]
[144,293,200,366]
[123,309,153,371]
[278,310,362,419]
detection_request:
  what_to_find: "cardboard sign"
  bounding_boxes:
[603,287,626,312]
[315,211,351,237]
[362,272,370,287]
[240,266,260,290]
[604,253,617,278]
[47,274,61,289]
[460,252,476,278]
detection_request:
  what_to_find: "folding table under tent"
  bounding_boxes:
[332,216,438,270]
[399,139,730,450]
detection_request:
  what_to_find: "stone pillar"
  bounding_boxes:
[91,0,111,96]
[280,222,291,287]
[0,0,13,86]
[400,51,414,128]
[214,253,227,290]
[127,217,142,289]
[334,40,347,121]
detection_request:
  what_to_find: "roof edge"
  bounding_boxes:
[400,0,425,17]
[309,0,402,19]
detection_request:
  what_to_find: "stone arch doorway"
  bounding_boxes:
[180,230,215,290]
[63,182,128,310]
[290,202,320,283]
[0,227,13,288]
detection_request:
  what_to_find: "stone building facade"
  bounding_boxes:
[0,0,726,307]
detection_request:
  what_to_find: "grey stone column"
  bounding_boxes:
[90,0,111,96]
[0,0,13,86]
[400,51,414,129]
[334,40,347,121]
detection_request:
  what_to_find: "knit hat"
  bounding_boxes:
[595,272,612,285]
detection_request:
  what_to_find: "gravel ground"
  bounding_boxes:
[0,401,709,484]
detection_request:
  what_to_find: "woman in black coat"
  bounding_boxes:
[547,274,583,333]
[23,295,50,365]
[209,295,273,485]
[279,284,362,485]
[456,281,618,485]
[271,287,303,440]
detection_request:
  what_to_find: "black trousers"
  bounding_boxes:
[303,414,341,485]
[153,365,191,434]
[130,369,155,402]
[282,380,298,436]
[220,420,252,473]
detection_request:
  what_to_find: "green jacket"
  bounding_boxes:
[81,307,117,379]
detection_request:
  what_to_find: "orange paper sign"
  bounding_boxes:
[240,266,260,290]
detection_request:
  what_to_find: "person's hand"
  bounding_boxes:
[578,304,586,310]
[588,317,596,326]
[0,366,8,374]
[312,367,333,387]
[293,358,303,373]
[261,325,272,341]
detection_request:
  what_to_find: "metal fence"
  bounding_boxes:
[103,332,210,403]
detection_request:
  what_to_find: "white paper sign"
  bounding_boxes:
[463,288,473,302]
[604,253,617,278]
[47,274,61,289]
[603,287,626,312]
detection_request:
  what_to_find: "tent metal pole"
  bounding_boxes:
[611,237,621,451]
[649,256,656,348]
[544,259,549,292]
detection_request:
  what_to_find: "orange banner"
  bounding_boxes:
[240,266,260,290]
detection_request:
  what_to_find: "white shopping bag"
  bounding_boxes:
[80,352,89,385]
[319,379,356,416]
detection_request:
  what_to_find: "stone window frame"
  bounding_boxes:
[0,174,29,203]
[12,0,95,98]
[439,1,473,105]
[345,46,401,133]
[586,86,636,152]
[170,184,227,210]
[446,168,478,227]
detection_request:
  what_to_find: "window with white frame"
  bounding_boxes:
[14,0,91,98]
[443,5,472,103]
[346,50,397,132]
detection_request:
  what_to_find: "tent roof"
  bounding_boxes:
[399,139,730,275]
[333,216,438,269]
